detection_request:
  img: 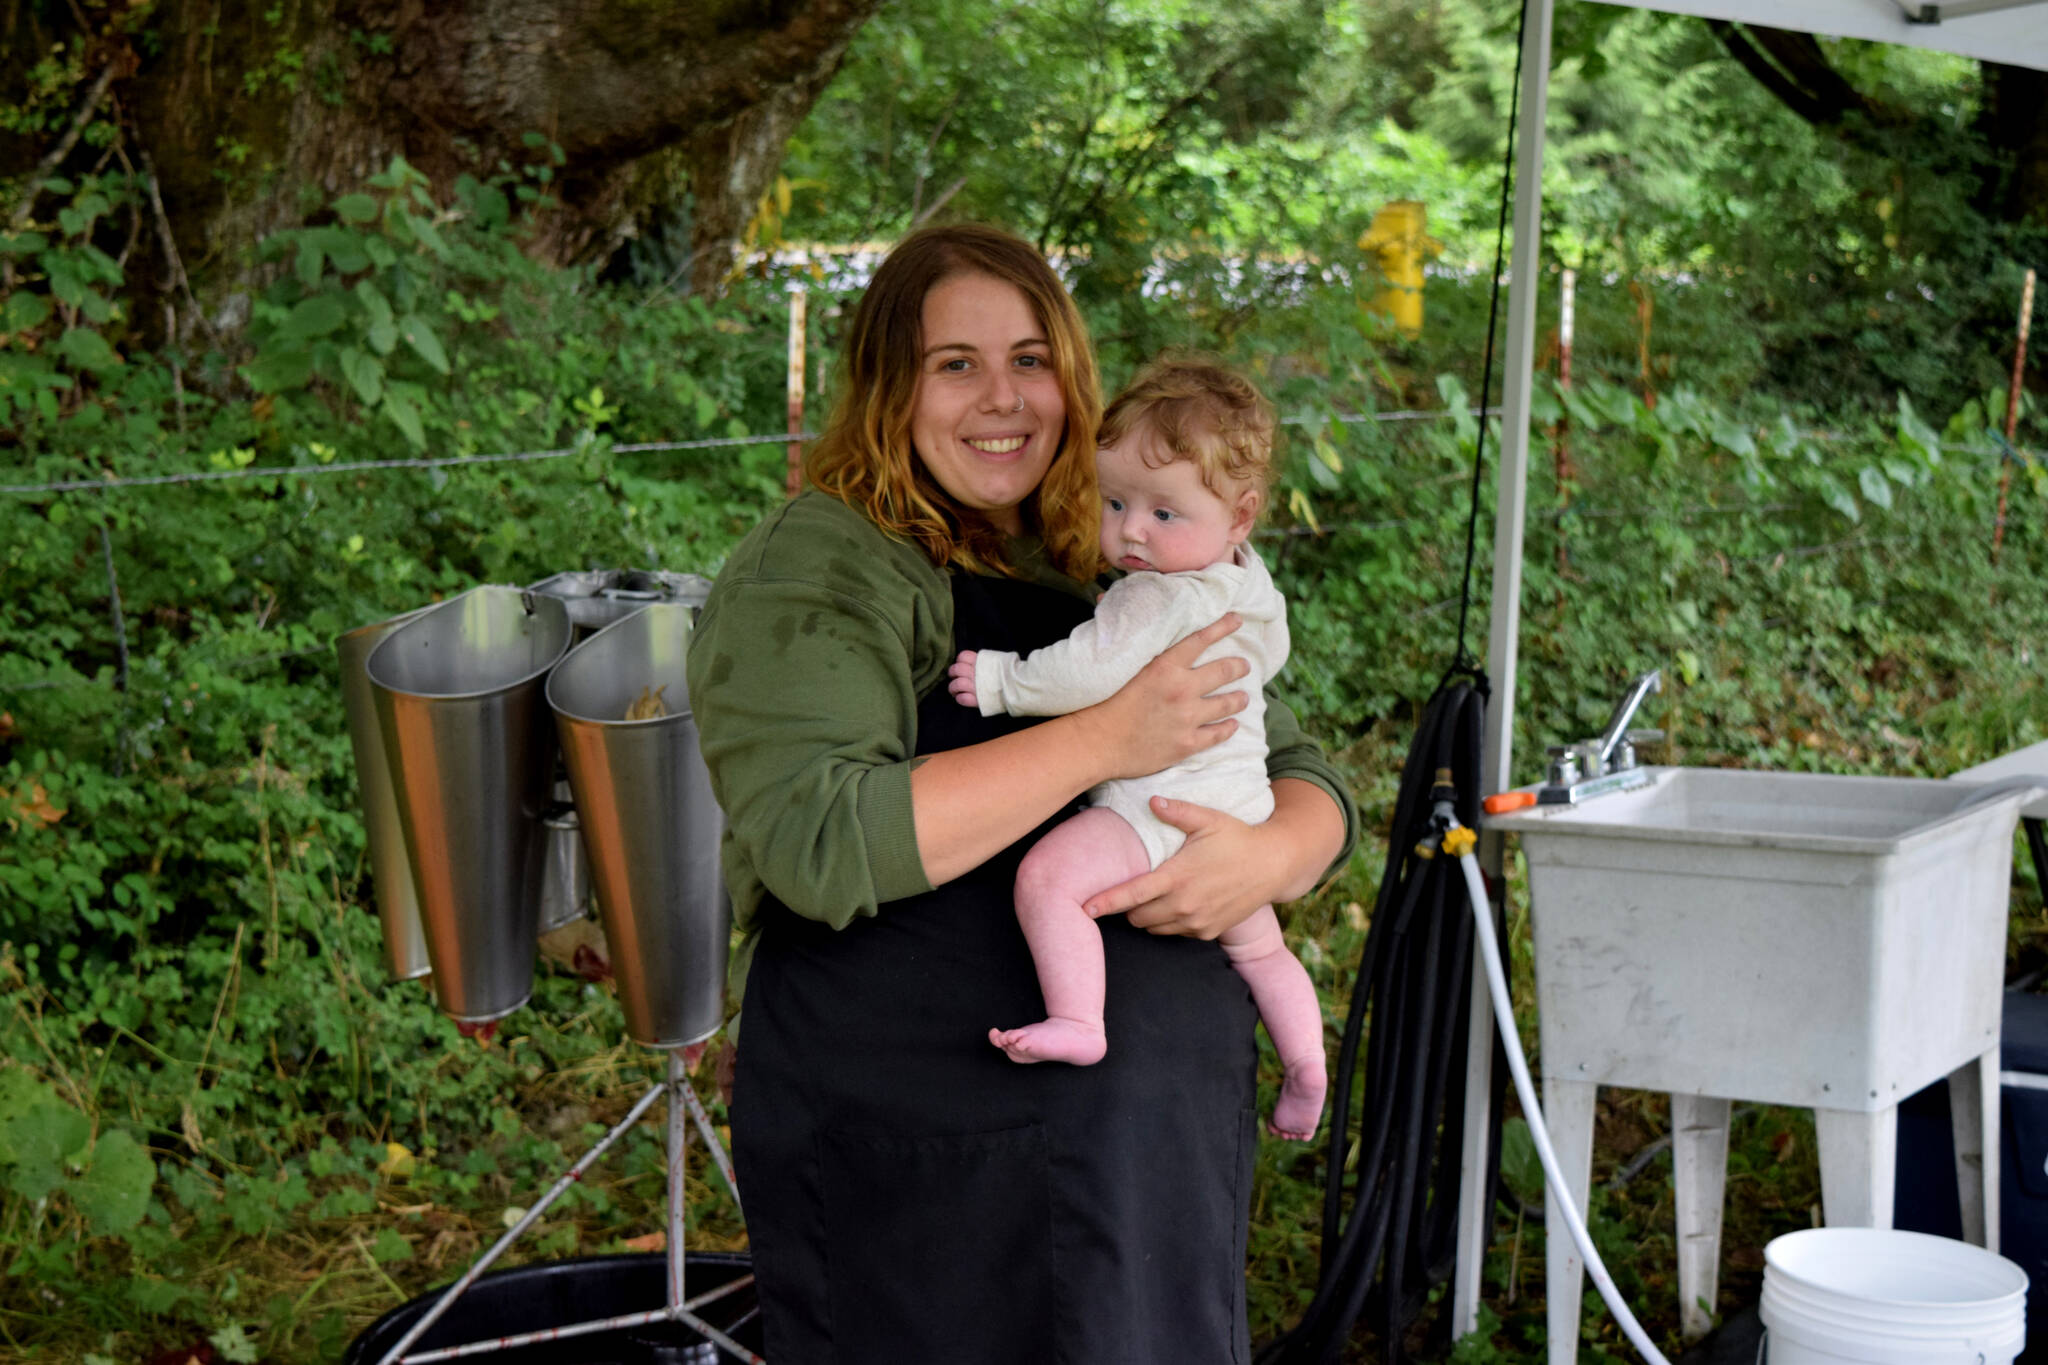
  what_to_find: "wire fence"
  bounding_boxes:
[3,400,2038,701]
[0,408,1518,498]
[5,405,2036,499]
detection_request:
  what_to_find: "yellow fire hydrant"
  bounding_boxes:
[1359,201,1442,335]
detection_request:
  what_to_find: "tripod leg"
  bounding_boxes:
[669,1047,691,1316]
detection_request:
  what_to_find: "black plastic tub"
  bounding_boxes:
[346,1252,761,1365]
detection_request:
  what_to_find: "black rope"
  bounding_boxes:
[1448,0,1533,676]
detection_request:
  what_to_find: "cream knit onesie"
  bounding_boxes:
[970,545,1289,869]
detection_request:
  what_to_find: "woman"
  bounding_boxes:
[687,223,1356,1365]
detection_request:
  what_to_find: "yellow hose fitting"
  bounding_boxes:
[1442,827,1477,858]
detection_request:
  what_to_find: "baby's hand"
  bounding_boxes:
[948,650,979,708]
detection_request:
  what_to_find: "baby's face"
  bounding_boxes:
[1096,430,1254,575]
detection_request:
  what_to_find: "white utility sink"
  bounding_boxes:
[1489,766,2032,1108]
[1486,764,2041,1359]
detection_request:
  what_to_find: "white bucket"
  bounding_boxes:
[1760,1228,2028,1365]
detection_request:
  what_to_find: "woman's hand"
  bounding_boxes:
[1084,613,1249,780]
[1085,780,1348,939]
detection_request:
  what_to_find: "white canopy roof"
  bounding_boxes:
[1609,0,2048,71]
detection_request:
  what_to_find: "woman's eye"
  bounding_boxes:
[1015,353,1047,370]
[940,358,971,373]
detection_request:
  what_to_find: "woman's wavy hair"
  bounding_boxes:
[805,223,1104,581]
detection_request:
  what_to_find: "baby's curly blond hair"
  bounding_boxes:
[1098,356,1276,508]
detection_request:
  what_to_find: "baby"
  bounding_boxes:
[948,358,1327,1141]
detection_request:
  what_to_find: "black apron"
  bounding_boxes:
[732,571,1261,1365]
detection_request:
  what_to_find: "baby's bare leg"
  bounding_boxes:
[991,807,1151,1066]
[1221,906,1328,1140]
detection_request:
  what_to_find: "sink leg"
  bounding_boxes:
[1948,1047,2000,1252]
[1544,1076,1598,1365]
[1814,1105,1898,1230]
[1671,1093,1730,1341]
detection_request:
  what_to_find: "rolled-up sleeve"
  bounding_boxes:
[687,498,948,929]
[1263,693,1360,883]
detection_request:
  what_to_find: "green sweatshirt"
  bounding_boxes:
[687,492,1359,1004]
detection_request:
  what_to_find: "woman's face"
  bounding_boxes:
[910,271,1067,536]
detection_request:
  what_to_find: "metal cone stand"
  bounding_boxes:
[341,577,757,1363]
[371,1049,759,1365]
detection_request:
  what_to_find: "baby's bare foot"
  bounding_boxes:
[1268,1057,1327,1141]
[987,1019,1107,1066]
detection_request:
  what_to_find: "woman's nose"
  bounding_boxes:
[983,369,1019,412]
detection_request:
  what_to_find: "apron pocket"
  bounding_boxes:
[820,1122,1056,1365]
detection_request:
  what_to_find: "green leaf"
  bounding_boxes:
[275,295,348,345]
[354,280,395,329]
[1311,433,1342,475]
[54,328,122,373]
[1896,392,1942,466]
[1588,384,1640,428]
[294,237,326,290]
[339,347,384,406]
[399,315,450,374]
[242,347,315,394]
[70,1129,154,1235]
[320,226,371,276]
[1560,385,1604,432]
[1709,418,1755,459]
[1881,455,1921,488]
[2,291,53,332]
[382,390,426,449]
[1,1098,90,1201]
[1817,476,1860,523]
[333,193,380,224]
[209,1325,262,1365]
[1857,464,1893,510]
[366,318,399,356]
[1499,1118,1542,1203]
[369,1227,414,1263]
[393,207,451,261]
[45,258,87,308]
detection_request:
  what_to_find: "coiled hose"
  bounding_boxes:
[1259,677,1502,1365]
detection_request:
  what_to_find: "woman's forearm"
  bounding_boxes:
[1261,777,1350,903]
[912,615,1255,886]
[908,711,1119,886]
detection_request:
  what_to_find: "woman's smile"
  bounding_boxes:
[911,271,1066,533]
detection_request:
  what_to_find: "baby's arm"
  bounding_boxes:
[963,578,1213,718]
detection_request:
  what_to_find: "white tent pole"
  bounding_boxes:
[1452,0,1556,1338]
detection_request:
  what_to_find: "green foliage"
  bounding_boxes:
[0,162,777,1355]
[4,13,2046,1347]
[0,1070,155,1236]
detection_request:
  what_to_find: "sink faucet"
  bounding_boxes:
[1535,669,1665,805]
[1594,669,1662,775]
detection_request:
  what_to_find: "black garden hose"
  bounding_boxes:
[1258,674,1506,1365]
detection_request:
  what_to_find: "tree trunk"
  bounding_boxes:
[1709,23,2048,231]
[4,0,881,328]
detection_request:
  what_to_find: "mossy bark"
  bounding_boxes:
[4,0,880,334]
